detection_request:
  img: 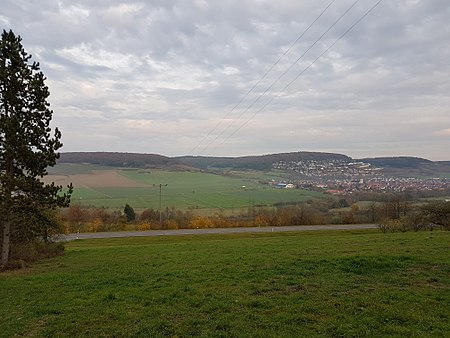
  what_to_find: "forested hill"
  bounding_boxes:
[358,156,432,168]
[176,152,351,170]
[58,152,178,168]
[58,152,352,170]
[58,151,351,170]
[58,152,447,174]
[358,156,450,177]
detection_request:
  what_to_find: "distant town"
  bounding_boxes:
[272,159,450,194]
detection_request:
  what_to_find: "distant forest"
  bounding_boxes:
[58,152,175,168]
[59,151,352,170]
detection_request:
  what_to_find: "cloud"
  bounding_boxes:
[434,129,450,137]
[2,0,449,160]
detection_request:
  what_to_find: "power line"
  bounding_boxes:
[201,0,362,155]
[189,0,337,154]
[210,0,384,154]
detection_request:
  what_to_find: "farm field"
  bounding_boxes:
[0,230,449,337]
[45,164,324,211]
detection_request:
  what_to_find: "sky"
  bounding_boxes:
[1,0,449,160]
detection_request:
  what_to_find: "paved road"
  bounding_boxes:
[61,224,377,241]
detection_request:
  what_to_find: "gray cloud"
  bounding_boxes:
[2,0,449,160]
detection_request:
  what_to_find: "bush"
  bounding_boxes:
[377,219,407,233]
[377,214,441,233]
[6,241,65,268]
[1,259,27,271]
[137,222,152,231]
[189,216,215,229]
[420,201,450,230]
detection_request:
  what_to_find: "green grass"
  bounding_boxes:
[1,230,449,337]
[70,169,324,210]
[48,163,116,175]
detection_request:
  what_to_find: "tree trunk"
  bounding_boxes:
[1,147,13,266]
[1,219,11,265]
[1,185,12,266]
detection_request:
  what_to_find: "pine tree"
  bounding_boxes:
[0,30,72,265]
[124,204,136,222]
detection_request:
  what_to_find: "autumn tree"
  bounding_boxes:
[420,200,450,230]
[0,30,71,266]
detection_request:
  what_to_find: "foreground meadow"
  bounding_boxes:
[1,230,449,337]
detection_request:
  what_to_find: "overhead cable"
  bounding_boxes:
[210,0,384,154]
[189,0,337,154]
[201,0,362,155]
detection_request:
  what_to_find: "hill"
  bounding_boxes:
[59,151,352,170]
[359,157,450,177]
[59,152,180,168]
[176,152,351,170]
[358,156,432,168]
[57,152,450,178]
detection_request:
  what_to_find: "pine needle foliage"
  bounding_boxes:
[0,30,72,265]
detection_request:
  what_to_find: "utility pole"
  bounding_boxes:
[154,184,167,226]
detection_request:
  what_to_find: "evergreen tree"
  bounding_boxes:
[124,204,136,222]
[0,30,72,265]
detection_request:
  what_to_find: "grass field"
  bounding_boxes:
[1,230,449,337]
[46,164,325,211]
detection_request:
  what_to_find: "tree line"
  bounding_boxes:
[58,196,450,233]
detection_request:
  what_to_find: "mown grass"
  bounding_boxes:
[1,230,449,337]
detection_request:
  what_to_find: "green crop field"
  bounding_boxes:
[1,230,449,337]
[73,184,323,212]
[49,165,325,211]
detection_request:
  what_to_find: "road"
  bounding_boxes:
[61,224,377,241]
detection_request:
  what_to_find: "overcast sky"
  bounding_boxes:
[2,0,449,160]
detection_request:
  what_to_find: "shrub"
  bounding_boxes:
[3,241,65,269]
[189,216,215,229]
[377,219,407,233]
[137,222,152,231]
[2,259,27,271]
[420,201,450,230]
[166,220,179,230]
